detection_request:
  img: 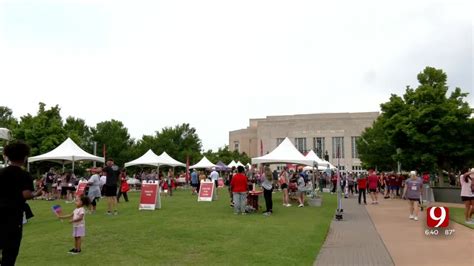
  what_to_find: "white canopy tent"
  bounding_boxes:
[157,151,186,167]
[251,138,313,166]
[304,150,336,170]
[124,149,161,168]
[236,161,245,167]
[0,128,11,140]
[227,160,237,168]
[28,138,104,171]
[124,150,185,168]
[190,156,215,169]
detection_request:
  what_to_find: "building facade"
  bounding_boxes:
[229,112,379,172]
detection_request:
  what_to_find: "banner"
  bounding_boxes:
[75,181,88,198]
[198,181,215,202]
[139,181,161,210]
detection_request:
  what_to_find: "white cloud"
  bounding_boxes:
[0,0,472,151]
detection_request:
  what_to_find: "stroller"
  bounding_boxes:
[288,181,298,201]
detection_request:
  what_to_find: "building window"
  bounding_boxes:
[294,138,307,154]
[276,138,285,146]
[338,165,345,171]
[313,137,325,158]
[332,137,344,158]
[351,136,359,158]
[234,141,239,152]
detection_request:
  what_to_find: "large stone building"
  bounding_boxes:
[229,112,379,172]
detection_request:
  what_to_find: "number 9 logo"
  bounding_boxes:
[427,207,449,228]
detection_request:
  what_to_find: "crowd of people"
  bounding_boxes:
[1,140,473,265]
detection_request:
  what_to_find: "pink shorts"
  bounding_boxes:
[73,226,85,237]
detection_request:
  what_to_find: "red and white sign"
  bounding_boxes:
[139,181,161,210]
[198,181,215,202]
[427,206,449,228]
[218,178,225,188]
[75,181,88,198]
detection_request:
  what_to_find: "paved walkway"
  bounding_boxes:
[314,197,394,266]
[366,197,474,266]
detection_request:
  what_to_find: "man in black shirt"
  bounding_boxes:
[103,158,120,215]
[0,141,42,266]
[44,168,55,200]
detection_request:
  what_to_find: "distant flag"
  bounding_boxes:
[52,205,62,216]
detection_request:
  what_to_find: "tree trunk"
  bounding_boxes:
[438,169,444,187]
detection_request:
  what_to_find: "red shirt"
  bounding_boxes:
[368,174,379,189]
[357,177,367,189]
[230,173,248,193]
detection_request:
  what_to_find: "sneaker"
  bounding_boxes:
[414,217,418,221]
[286,204,292,207]
[298,204,304,208]
[68,248,80,254]
[114,211,118,216]
[241,212,247,215]
[465,220,474,225]
[263,212,270,216]
[409,215,414,220]
[106,211,112,215]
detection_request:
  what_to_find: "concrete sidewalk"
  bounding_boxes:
[366,197,474,266]
[314,197,394,266]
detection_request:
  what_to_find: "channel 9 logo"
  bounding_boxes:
[426,207,449,228]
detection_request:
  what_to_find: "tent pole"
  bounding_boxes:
[72,156,75,173]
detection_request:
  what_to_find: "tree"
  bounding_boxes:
[358,67,473,185]
[64,116,93,153]
[203,145,250,165]
[91,120,133,167]
[0,106,18,129]
[133,123,202,165]
[14,103,67,156]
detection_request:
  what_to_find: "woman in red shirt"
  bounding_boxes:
[367,171,379,204]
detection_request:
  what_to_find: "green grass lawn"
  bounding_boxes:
[449,207,474,229]
[18,189,336,265]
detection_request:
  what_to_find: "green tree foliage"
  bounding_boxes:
[133,123,202,165]
[64,116,93,152]
[14,103,67,156]
[0,106,18,129]
[202,145,250,165]
[92,120,133,167]
[358,67,473,181]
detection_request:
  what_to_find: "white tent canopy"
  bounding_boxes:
[124,150,185,168]
[0,128,11,140]
[124,149,161,168]
[227,160,237,168]
[157,151,185,167]
[28,138,104,169]
[251,138,313,166]
[304,150,336,170]
[236,161,245,167]
[190,156,215,169]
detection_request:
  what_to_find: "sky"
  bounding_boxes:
[0,0,472,151]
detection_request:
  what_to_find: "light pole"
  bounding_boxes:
[396,148,401,174]
[335,147,343,220]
